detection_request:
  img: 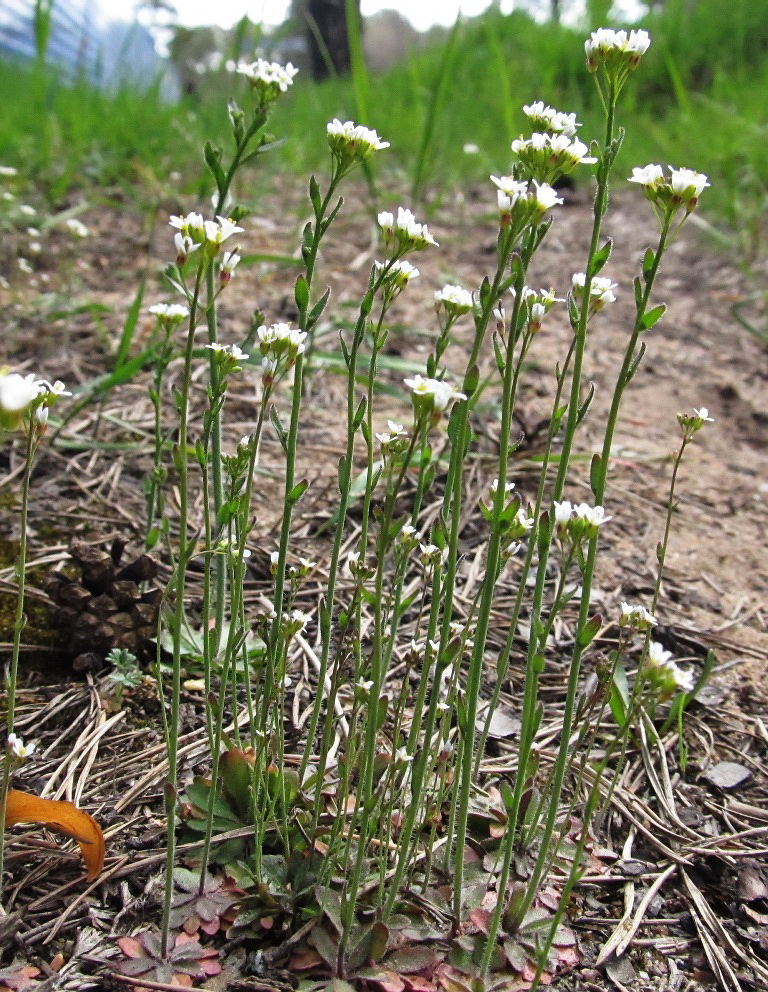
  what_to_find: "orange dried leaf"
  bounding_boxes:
[4,789,105,881]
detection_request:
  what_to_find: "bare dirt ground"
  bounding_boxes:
[0,176,767,991]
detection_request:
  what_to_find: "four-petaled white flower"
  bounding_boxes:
[0,372,41,414]
[404,374,467,424]
[523,101,580,137]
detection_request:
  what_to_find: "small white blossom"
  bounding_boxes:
[553,500,573,526]
[149,303,189,323]
[7,733,35,759]
[65,218,89,238]
[0,372,41,415]
[235,58,299,95]
[572,272,617,311]
[620,601,658,630]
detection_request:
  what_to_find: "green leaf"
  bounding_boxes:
[294,274,310,314]
[589,238,613,277]
[287,478,309,504]
[308,175,322,215]
[590,453,602,498]
[577,614,602,647]
[115,277,145,370]
[204,141,226,194]
[307,287,331,329]
[639,303,667,331]
[642,246,655,282]
[269,406,288,454]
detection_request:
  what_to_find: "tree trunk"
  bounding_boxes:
[306,0,360,80]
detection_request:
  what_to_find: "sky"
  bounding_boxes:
[170,1,522,33]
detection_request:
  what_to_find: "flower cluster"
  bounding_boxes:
[491,176,563,231]
[378,208,438,255]
[327,119,389,169]
[509,285,563,334]
[404,374,467,427]
[511,132,596,184]
[435,284,474,319]
[553,500,611,541]
[523,101,579,137]
[205,342,249,377]
[619,601,658,631]
[628,164,710,218]
[585,28,651,76]
[169,213,244,265]
[571,272,618,314]
[234,58,298,106]
[677,406,714,441]
[642,641,695,698]
[376,420,409,459]
[256,322,307,385]
[373,259,420,299]
[148,303,189,328]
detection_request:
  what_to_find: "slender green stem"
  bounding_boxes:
[0,425,36,903]
[160,261,206,956]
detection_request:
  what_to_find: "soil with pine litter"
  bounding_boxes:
[0,175,767,992]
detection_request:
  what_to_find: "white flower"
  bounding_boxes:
[206,343,249,362]
[65,218,89,238]
[513,507,535,532]
[572,272,618,311]
[0,166,18,176]
[530,180,564,212]
[553,500,573,526]
[574,503,612,529]
[463,143,480,154]
[693,407,714,422]
[490,478,515,497]
[356,678,374,694]
[7,734,35,759]
[620,601,658,630]
[0,372,41,414]
[18,204,36,216]
[393,747,412,765]
[647,641,673,667]
[404,374,466,422]
[628,164,665,189]
[220,250,241,280]
[374,258,419,290]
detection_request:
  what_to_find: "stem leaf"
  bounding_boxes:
[639,303,666,331]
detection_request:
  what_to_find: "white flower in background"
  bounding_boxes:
[628,163,665,190]
[490,478,516,497]
[18,204,36,217]
[463,142,480,154]
[0,166,18,177]
[647,641,673,667]
[65,218,89,238]
[17,257,33,274]
[235,58,299,97]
